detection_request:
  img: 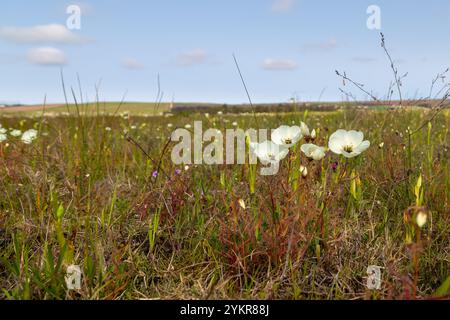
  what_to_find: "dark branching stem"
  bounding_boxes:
[381,33,407,106]
[335,70,381,103]
[125,134,171,184]
[428,68,449,99]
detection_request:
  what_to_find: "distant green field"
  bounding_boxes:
[0,102,172,116]
[0,101,364,117]
[2,101,441,118]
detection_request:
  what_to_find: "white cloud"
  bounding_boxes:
[262,59,298,71]
[27,47,67,66]
[122,58,145,70]
[301,38,338,53]
[271,0,296,13]
[176,49,208,66]
[0,24,86,44]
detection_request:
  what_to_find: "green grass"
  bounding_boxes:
[0,102,172,117]
[0,107,449,300]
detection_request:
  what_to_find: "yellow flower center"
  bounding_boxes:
[343,145,354,153]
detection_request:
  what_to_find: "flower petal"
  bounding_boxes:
[301,143,313,156]
[341,150,359,158]
[354,140,370,153]
[311,147,326,160]
[271,126,290,145]
[346,130,364,146]
[328,138,343,154]
[329,129,347,142]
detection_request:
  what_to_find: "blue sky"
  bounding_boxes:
[0,0,449,104]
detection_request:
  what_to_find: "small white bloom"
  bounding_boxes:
[167,123,173,128]
[300,165,308,178]
[105,127,112,131]
[0,128,7,134]
[10,129,22,137]
[271,125,302,148]
[238,199,246,210]
[301,144,326,160]
[184,165,190,171]
[0,133,7,142]
[185,124,192,129]
[250,140,289,164]
[130,125,137,130]
[217,111,223,115]
[21,129,38,144]
[328,129,370,158]
[416,211,427,228]
[378,142,384,149]
[232,121,238,127]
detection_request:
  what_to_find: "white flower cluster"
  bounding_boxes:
[0,124,38,144]
[251,122,370,168]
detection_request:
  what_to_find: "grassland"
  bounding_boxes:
[0,105,449,300]
[0,102,172,116]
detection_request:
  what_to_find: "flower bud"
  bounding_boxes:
[238,199,246,210]
[300,165,308,178]
[416,210,427,228]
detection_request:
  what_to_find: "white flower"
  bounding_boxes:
[185,124,192,129]
[10,129,22,137]
[328,129,370,158]
[301,144,326,160]
[217,111,223,115]
[0,128,6,134]
[232,121,238,127]
[21,129,38,144]
[416,210,427,228]
[250,140,289,164]
[0,133,7,142]
[105,127,112,131]
[271,125,302,148]
[167,123,173,128]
